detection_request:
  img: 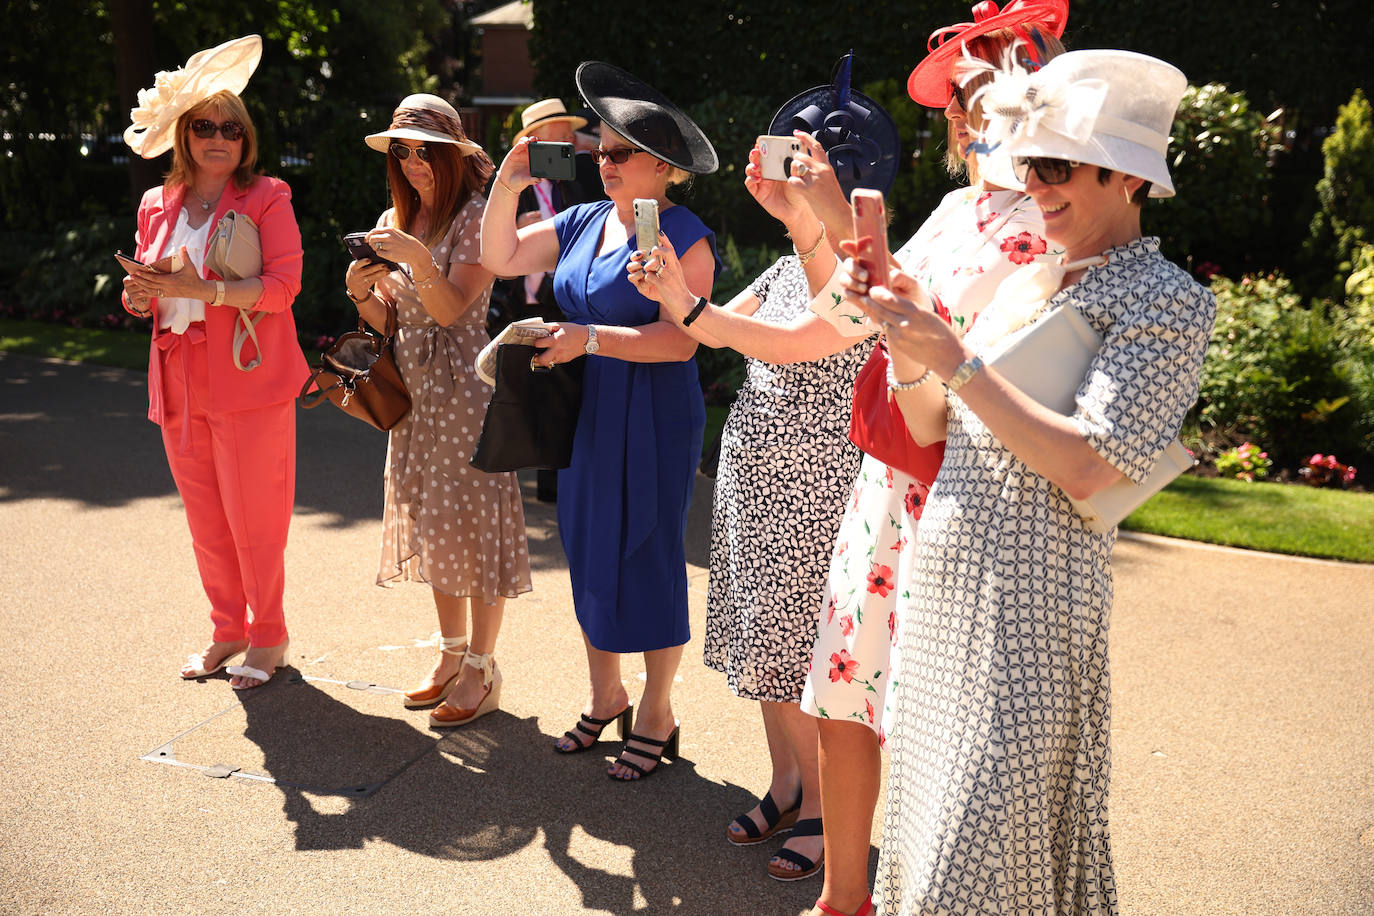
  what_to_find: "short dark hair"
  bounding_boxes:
[1096,166,1151,205]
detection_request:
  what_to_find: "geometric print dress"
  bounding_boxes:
[702,256,873,702]
[801,186,1058,742]
[873,238,1216,915]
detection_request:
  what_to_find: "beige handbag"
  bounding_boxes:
[984,304,1194,534]
[205,210,267,372]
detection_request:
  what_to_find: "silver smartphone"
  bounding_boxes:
[633,198,659,255]
[757,134,802,181]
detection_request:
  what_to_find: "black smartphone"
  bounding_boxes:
[343,232,400,271]
[528,141,577,181]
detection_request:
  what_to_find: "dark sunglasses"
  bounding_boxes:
[949,81,969,110]
[189,119,245,141]
[590,147,642,166]
[389,142,433,163]
[1014,156,1083,185]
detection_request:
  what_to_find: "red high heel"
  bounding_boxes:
[815,895,873,916]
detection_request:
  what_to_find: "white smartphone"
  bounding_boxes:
[757,134,802,181]
[633,198,659,255]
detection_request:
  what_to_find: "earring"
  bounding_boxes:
[1123,184,1133,205]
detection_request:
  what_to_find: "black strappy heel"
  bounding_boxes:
[607,723,680,781]
[727,790,802,846]
[554,704,633,754]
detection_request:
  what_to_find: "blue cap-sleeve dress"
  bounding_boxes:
[551,200,720,652]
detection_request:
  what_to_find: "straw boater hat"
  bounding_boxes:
[513,98,588,142]
[365,94,484,156]
[975,49,1187,197]
[906,0,1069,107]
[575,61,718,175]
[769,53,901,197]
[123,34,262,159]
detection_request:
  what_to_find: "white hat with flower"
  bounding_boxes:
[972,48,1188,197]
[123,34,262,159]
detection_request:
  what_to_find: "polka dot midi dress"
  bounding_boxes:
[873,239,1216,915]
[375,195,533,601]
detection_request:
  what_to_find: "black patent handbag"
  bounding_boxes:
[469,343,585,472]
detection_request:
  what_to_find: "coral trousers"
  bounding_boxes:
[157,326,295,647]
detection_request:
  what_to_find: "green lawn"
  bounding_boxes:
[5,319,1370,563]
[1122,475,1373,563]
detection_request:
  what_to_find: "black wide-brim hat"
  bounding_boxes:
[769,86,900,198]
[575,61,718,175]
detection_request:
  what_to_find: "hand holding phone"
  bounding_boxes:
[756,135,802,181]
[343,232,401,271]
[528,141,577,181]
[633,198,660,259]
[850,189,890,290]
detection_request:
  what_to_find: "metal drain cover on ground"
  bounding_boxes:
[141,674,433,797]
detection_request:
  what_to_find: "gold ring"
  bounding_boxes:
[794,162,809,178]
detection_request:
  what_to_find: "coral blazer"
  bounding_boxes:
[131,176,309,421]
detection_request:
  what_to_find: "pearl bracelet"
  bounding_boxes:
[887,364,935,391]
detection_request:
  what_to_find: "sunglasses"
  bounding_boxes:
[590,147,642,166]
[949,81,969,110]
[389,142,433,163]
[1014,156,1083,185]
[189,119,245,141]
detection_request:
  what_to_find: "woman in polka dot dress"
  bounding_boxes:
[346,94,532,728]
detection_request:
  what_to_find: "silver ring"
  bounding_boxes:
[654,263,665,276]
[794,162,810,178]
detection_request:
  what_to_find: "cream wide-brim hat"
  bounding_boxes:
[365,94,484,156]
[513,98,588,143]
[123,34,262,159]
[976,49,1187,198]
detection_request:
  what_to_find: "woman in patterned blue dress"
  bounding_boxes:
[481,62,720,781]
[853,51,1216,914]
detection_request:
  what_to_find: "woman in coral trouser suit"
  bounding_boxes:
[121,36,307,689]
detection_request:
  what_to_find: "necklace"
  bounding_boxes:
[189,186,225,212]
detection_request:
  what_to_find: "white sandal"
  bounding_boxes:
[403,632,469,709]
[226,641,289,691]
[180,645,245,680]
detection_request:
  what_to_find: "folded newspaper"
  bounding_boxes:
[475,317,554,386]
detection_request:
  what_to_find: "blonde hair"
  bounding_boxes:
[944,26,1066,177]
[165,90,259,191]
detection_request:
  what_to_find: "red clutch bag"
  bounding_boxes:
[848,340,945,484]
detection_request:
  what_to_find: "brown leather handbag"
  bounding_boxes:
[298,303,410,431]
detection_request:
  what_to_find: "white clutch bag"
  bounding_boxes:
[983,305,1194,534]
[205,210,267,372]
[474,318,554,386]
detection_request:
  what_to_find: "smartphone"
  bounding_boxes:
[633,198,660,256]
[528,141,577,181]
[114,250,184,274]
[850,189,890,290]
[757,134,802,181]
[343,232,400,271]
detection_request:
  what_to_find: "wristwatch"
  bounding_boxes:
[584,323,600,355]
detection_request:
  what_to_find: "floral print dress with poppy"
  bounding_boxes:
[800,185,1058,743]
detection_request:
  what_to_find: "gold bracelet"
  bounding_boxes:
[494,179,519,197]
[793,223,827,265]
[414,261,442,289]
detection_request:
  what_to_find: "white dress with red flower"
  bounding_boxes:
[800,186,1056,741]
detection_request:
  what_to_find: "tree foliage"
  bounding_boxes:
[1305,89,1374,295]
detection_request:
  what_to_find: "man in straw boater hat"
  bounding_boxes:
[492,98,605,501]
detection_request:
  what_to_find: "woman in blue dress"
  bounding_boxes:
[481,61,720,781]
